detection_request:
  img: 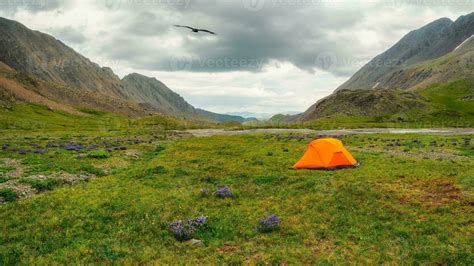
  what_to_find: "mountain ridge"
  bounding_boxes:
[0,17,245,123]
[295,12,474,123]
[336,12,474,92]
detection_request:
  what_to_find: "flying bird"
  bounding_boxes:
[174,25,217,35]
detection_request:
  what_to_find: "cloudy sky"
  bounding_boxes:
[0,0,473,116]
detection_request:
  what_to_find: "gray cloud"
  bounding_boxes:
[46,26,87,44]
[93,0,471,76]
[0,0,71,13]
[1,0,473,114]
[2,1,473,77]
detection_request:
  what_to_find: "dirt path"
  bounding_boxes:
[185,128,474,137]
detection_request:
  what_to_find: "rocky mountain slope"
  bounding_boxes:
[0,17,244,123]
[121,73,197,115]
[296,13,474,123]
[0,17,125,98]
[336,12,474,91]
[0,60,156,117]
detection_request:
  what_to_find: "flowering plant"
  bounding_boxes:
[257,214,281,233]
[169,215,207,241]
[214,185,233,198]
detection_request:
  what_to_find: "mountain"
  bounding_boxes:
[0,17,242,123]
[120,74,246,122]
[121,73,197,115]
[268,114,294,122]
[0,17,125,98]
[0,60,156,117]
[196,109,246,123]
[337,13,474,91]
[297,13,474,123]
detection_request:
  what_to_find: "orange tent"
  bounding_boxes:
[293,138,358,170]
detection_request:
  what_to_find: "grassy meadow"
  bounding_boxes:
[1,126,473,264]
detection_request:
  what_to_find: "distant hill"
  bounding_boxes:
[268,114,293,122]
[0,17,239,123]
[296,12,474,124]
[196,109,245,123]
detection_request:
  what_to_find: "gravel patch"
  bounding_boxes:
[0,180,37,199]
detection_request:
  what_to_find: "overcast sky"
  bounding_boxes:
[0,0,472,116]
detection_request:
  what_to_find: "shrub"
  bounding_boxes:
[21,178,61,192]
[257,214,281,233]
[252,158,265,166]
[214,186,233,198]
[155,144,167,154]
[88,149,110,159]
[0,188,17,202]
[152,165,168,174]
[79,165,105,176]
[174,168,188,177]
[169,216,207,241]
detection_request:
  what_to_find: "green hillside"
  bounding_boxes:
[419,80,474,120]
[0,104,206,135]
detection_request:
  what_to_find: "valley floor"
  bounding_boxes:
[0,130,473,264]
[185,127,474,137]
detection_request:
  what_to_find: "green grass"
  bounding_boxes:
[0,166,15,173]
[19,178,62,192]
[0,103,211,136]
[87,149,110,159]
[420,79,474,119]
[0,188,17,202]
[0,133,473,264]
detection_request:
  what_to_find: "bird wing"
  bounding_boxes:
[174,25,196,31]
[198,29,217,35]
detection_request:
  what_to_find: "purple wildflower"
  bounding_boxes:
[194,215,207,226]
[169,220,195,241]
[215,186,233,198]
[63,143,85,151]
[257,214,281,233]
[169,216,207,241]
[46,142,58,148]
